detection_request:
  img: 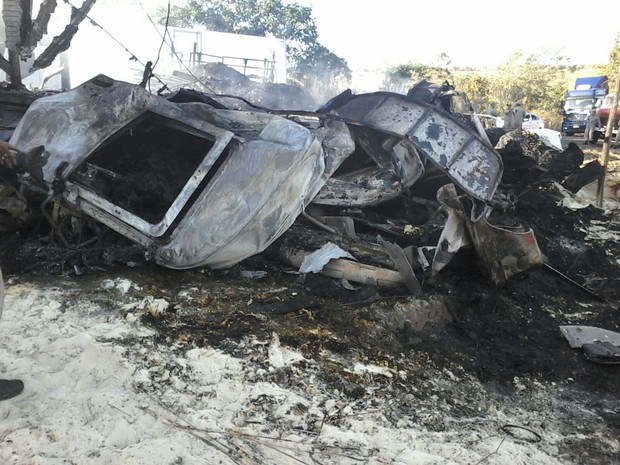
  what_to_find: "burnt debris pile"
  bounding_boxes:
[0,72,613,303]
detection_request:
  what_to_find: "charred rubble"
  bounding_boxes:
[0,74,608,298]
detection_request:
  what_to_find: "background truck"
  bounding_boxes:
[593,93,620,143]
[561,76,608,136]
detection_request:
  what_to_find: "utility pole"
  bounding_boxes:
[596,58,620,208]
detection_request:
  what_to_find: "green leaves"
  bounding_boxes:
[605,33,620,90]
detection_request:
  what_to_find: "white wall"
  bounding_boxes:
[1,0,288,89]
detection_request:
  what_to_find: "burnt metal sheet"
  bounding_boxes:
[313,166,410,206]
[312,137,425,207]
[267,110,425,208]
[560,326,620,365]
[465,217,544,285]
[319,91,503,202]
[154,115,329,269]
[559,326,620,348]
[10,75,232,185]
[377,236,422,295]
[582,342,620,364]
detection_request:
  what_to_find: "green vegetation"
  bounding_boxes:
[383,42,619,131]
[456,52,571,130]
[605,32,620,89]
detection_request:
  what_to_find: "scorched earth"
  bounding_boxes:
[1,171,620,465]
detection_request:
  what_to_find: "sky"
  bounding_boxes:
[14,0,619,89]
[293,0,619,70]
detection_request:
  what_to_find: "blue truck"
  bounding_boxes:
[561,76,608,136]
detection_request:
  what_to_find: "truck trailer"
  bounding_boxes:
[561,76,608,136]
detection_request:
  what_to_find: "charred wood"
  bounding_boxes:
[31,0,96,72]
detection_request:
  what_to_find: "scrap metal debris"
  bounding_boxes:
[316,89,503,202]
[432,183,544,285]
[0,71,608,295]
[560,325,620,364]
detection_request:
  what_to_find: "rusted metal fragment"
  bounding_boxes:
[432,184,543,285]
[319,91,503,202]
[465,216,544,285]
[377,236,422,295]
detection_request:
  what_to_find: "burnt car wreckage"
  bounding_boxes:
[0,74,606,297]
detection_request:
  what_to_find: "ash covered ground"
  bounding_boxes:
[1,154,620,464]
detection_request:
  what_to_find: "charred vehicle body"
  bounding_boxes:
[2,74,595,292]
[10,75,338,269]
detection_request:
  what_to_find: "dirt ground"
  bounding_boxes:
[2,140,620,464]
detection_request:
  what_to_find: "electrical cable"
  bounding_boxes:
[136,0,210,90]
[148,1,170,92]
